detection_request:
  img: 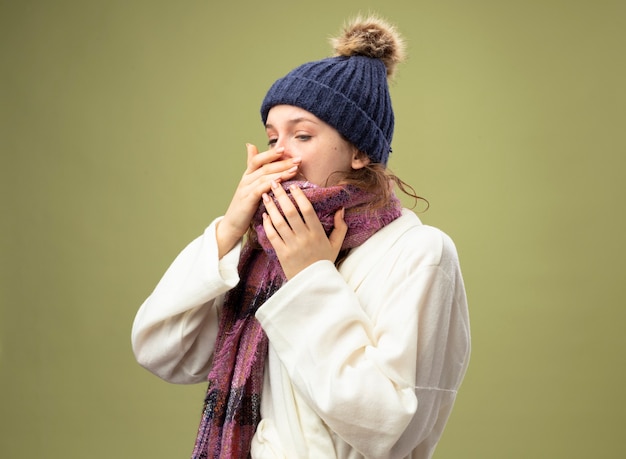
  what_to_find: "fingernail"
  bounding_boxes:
[271,180,279,189]
[262,193,270,203]
[291,156,302,164]
[287,165,298,173]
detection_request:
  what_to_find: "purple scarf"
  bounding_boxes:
[191,181,402,459]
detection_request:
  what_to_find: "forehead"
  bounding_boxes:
[265,105,322,127]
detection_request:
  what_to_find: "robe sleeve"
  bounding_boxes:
[131,218,242,384]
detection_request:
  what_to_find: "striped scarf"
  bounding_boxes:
[191,181,402,459]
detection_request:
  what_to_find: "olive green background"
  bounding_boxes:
[2,0,625,458]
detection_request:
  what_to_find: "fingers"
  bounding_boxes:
[246,143,281,172]
[245,143,258,165]
[261,183,351,279]
[246,144,299,175]
[288,185,321,229]
[263,183,346,249]
[221,144,291,243]
[262,182,306,240]
[244,144,301,189]
[290,187,347,258]
[328,208,348,253]
[262,211,283,247]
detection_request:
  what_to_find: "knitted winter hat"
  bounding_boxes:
[260,16,406,165]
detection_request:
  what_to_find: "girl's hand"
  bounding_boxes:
[262,181,348,280]
[216,144,301,258]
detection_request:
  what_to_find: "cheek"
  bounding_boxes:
[332,146,355,171]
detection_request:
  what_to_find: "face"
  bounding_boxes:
[265,105,369,186]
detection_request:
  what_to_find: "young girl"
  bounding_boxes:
[132,15,470,459]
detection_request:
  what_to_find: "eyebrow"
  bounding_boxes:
[265,117,319,130]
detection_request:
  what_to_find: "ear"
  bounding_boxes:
[351,150,371,170]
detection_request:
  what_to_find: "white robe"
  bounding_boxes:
[132,210,471,459]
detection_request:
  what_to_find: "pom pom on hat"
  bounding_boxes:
[260,15,405,165]
[331,15,406,78]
